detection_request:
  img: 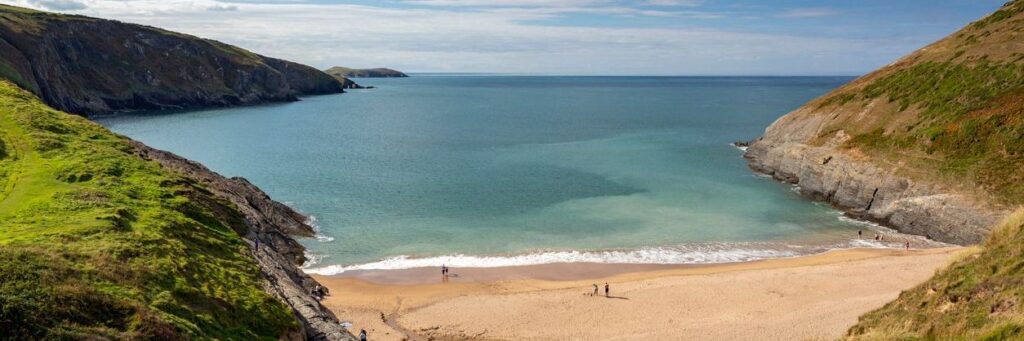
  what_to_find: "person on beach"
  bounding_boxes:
[905,240,910,250]
[858,230,862,238]
[593,283,599,296]
[604,282,609,297]
[874,233,879,241]
[359,329,367,341]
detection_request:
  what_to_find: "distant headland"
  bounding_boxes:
[325,66,409,78]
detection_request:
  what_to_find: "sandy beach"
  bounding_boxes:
[315,247,960,340]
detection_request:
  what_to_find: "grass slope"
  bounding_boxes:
[810,0,1024,206]
[847,209,1024,340]
[0,80,295,339]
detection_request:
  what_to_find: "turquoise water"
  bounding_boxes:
[98,76,932,273]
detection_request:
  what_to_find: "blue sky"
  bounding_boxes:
[4,0,1007,75]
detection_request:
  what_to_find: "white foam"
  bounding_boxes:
[303,252,327,267]
[303,243,803,275]
[305,215,335,242]
[730,142,749,152]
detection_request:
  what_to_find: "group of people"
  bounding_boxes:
[858,230,911,250]
[441,264,451,282]
[590,282,610,297]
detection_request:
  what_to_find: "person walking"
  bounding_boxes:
[359,329,367,341]
[858,230,862,239]
[592,283,598,296]
[604,282,609,298]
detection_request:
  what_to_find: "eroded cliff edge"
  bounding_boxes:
[743,2,1024,245]
[744,124,1006,245]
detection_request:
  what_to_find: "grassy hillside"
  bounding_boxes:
[847,209,1024,339]
[807,0,1024,206]
[0,79,296,339]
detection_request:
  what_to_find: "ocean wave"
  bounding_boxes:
[304,215,335,242]
[303,243,807,275]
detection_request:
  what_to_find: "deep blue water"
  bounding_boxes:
[98,75,932,273]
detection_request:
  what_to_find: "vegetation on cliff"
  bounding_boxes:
[847,209,1024,339]
[0,80,296,339]
[810,0,1024,206]
[0,4,343,116]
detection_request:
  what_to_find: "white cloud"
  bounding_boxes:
[26,0,85,10]
[777,7,838,18]
[0,0,908,75]
[643,0,701,6]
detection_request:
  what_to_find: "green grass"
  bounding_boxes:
[0,80,296,339]
[847,209,1024,340]
[819,60,1024,205]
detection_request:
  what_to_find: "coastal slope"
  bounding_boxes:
[0,4,355,340]
[0,78,353,339]
[744,0,1024,244]
[0,5,344,116]
[848,210,1024,339]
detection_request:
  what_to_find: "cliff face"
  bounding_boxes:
[0,5,355,339]
[0,79,353,340]
[746,132,1005,244]
[744,1,1024,245]
[130,142,354,341]
[0,5,344,116]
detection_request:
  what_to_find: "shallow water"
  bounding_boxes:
[98,75,941,273]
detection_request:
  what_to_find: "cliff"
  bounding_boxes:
[0,5,344,117]
[0,4,355,339]
[325,66,408,78]
[744,0,1024,245]
[0,79,354,339]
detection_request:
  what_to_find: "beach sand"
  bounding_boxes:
[315,247,959,340]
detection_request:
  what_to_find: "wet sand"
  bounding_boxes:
[315,247,959,340]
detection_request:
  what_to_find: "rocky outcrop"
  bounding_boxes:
[739,1,1024,246]
[744,117,1007,245]
[0,6,344,116]
[130,141,356,341]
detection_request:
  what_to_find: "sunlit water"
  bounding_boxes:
[97,75,943,274]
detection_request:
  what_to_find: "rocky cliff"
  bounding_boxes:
[745,1,1024,245]
[0,4,356,339]
[130,142,354,341]
[0,5,344,116]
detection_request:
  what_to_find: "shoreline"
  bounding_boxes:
[315,247,961,340]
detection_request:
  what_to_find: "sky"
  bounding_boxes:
[1,0,1008,75]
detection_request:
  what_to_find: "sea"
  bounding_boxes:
[97,75,944,275]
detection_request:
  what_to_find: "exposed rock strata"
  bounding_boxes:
[744,127,1006,245]
[130,140,356,341]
